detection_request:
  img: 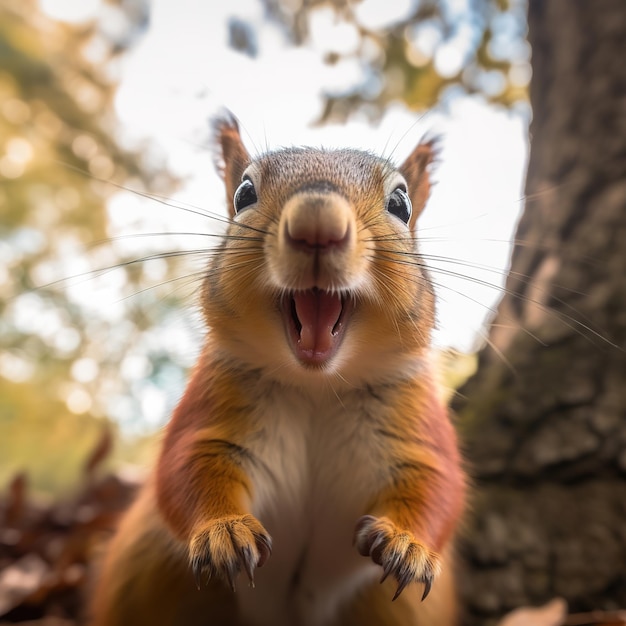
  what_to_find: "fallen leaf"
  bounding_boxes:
[0,554,49,617]
[83,428,113,479]
[4,475,27,528]
[498,598,568,626]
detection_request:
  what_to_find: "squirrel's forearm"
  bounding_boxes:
[155,364,254,540]
[371,449,465,551]
[368,389,465,550]
[156,430,253,540]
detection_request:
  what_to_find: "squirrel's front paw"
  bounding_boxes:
[190,514,272,591]
[354,515,440,601]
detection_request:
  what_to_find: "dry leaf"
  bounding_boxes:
[0,554,49,617]
[83,428,113,479]
[4,475,27,528]
[498,598,568,626]
[0,617,76,626]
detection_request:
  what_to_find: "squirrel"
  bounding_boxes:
[88,114,466,626]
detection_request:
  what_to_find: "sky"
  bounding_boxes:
[40,0,529,353]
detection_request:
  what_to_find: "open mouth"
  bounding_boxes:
[281,288,351,367]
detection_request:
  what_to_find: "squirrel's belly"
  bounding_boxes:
[234,387,382,626]
[236,502,378,626]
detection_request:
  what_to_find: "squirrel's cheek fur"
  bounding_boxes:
[202,212,435,386]
[88,116,465,626]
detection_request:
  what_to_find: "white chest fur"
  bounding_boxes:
[235,383,386,626]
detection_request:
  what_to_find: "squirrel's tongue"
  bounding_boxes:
[293,290,342,357]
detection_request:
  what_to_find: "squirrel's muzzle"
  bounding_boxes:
[274,190,360,292]
[283,191,352,253]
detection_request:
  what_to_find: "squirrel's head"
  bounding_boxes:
[205,113,437,389]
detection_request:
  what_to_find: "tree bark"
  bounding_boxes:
[455,1,626,624]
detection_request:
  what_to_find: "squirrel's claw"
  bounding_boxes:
[392,574,431,602]
[239,545,257,587]
[254,532,272,568]
[354,515,440,603]
[421,576,432,601]
[189,514,272,592]
[192,556,204,589]
[392,578,409,602]
[237,525,272,587]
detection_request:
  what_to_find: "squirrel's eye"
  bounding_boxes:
[386,187,412,224]
[233,177,257,213]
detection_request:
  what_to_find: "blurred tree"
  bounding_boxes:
[0,0,180,494]
[453,1,626,623]
[260,0,529,121]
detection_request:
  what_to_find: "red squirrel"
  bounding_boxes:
[89,115,466,626]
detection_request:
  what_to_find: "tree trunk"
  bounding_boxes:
[455,1,626,624]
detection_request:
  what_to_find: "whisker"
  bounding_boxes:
[372,250,619,350]
[380,110,434,165]
[115,270,208,304]
[54,159,270,236]
[375,245,605,336]
[368,262,430,346]
[203,258,265,285]
[381,249,590,298]
[87,231,264,249]
[368,253,548,350]
[115,247,267,307]
[36,249,218,291]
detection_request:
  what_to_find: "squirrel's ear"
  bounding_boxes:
[399,139,437,229]
[213,113,251,218]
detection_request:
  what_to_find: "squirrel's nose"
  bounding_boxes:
[283,192,352,252]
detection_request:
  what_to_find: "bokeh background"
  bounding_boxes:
[1,0,528,493]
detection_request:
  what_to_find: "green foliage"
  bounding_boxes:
[260,0,529,122]
[0,377,101,495]
[0,0,179,494]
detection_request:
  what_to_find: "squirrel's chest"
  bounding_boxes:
[245,387,385,520]
[236,387,385,625]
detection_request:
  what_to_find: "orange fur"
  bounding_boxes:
[88,115,465,626]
